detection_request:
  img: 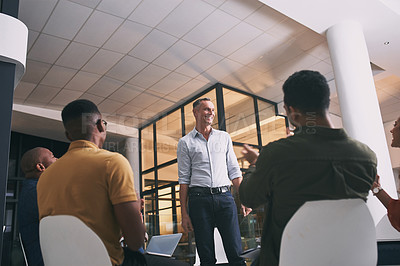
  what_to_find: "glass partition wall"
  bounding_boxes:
[139,83,287,262]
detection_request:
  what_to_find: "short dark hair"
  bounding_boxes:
[283,70,330,113]
[193,97,211,109]
[61,99,101,126]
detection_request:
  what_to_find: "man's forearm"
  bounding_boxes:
[180,184,190,216]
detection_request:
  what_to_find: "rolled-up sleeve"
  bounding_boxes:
[226,134,242,180]
[177,139,191,184]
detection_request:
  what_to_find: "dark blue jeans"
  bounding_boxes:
[377,241,400,265]
[189,190,245,266]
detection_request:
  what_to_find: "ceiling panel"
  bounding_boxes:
[221,65,263,87]
[96,0,141,18]
[14,82,37,100]
[116,104,143,117]
[228,32,281,65]
[82,49,124,75]
[168,78,210,99]
[56,42,99,69]
[98,99,125,114]
[18,0,58,32]
[106,56,148,82]
[182,9,240,48]
[42,0,93,39]
[28,34,70,64]
[21,60,52,84]
[267,18,308,39]
[108,84,145,104]
[175,49,223,78]
[148,72,192,95]
[103,20,152,54]
[153,40,202,70]
[127,92,162,109]
[69,0,101,8]
[129,29,178,62]
[40,65,78,88]
[74,10,124,47]
[27,30,40,51]
[128,64,171,88]
[26,85,61,103]
[201,58,243,82]
[219,0,263,20]
[244,4,286,31]
[79,93,105,105]
[128,0,183,28]
[206,22,263,57]
[247,40,304,72]
[65,71,102,92]
[50,89,84,106]
[157,0,215,38]
[86,76,124,97]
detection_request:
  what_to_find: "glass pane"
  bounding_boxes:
[258,100,287,145]
[142,171,155,191]
[158,163,178,184]
[144,192,156,237]
[159,187,173,235]
[141,125,154,171]
[223,88,258,145]
[156,110,181,165]
[184,89,218,133]
[233,145,251,169]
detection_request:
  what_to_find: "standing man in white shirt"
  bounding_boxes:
[177,98,250,266]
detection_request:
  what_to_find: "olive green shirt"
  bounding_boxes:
[239,126,377,266]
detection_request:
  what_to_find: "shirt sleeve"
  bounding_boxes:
[107,154,137,205]
[239,145,274,208]
[177,138,191,184]
[226,133,242,180]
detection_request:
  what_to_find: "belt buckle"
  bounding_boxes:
[210,187,220,194]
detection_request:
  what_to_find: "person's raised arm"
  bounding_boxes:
[372,175,392,209]
[114,200,145,251]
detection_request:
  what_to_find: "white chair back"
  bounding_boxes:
[194,227,228,265]
[39,215,111,266]
[279,198,377,266]
[376,213,400,241]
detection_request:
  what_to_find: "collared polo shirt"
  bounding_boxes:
[37,140,137,265]
[239,126,377,266]
[177,127,242,187]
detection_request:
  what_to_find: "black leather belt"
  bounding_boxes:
[189,186,230,195]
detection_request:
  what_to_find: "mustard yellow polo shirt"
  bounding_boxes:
[38,140,137,265]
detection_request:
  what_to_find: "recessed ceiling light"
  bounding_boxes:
[384,41,390,45]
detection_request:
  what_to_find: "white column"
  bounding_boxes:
[326,21,396,224]
[122,137,141,194]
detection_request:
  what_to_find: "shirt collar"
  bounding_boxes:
[68,140,100,151]
[191,127,214,138]
[294,126,347,138]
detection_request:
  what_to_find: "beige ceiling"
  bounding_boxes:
[13,0,400,139]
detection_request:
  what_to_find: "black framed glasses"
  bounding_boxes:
[97,119,107,129]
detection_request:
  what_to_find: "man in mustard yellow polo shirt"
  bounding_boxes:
[37,99,145,265]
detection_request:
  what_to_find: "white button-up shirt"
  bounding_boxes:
[177,127,242,187]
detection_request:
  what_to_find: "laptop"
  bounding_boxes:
[145,233,182,257]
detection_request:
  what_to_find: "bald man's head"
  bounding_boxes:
[20,148,57,179]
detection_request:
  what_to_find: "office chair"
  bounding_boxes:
[39,215,111,266]
[279,198,377,266]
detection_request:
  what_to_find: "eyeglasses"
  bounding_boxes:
[97,119,108,129]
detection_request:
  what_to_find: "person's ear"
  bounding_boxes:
[35,163,46,172]
[288,106,301,124]
[96,119,105,133]
[65,131,73,141]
